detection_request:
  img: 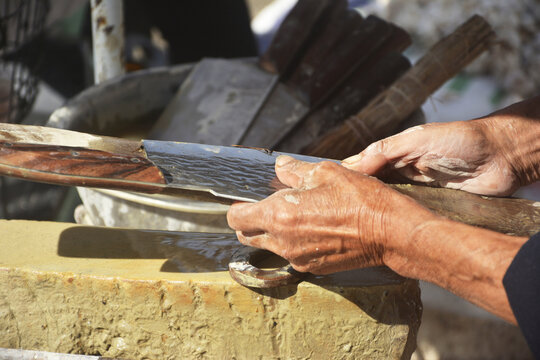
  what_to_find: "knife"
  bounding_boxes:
[1,124,539,288]
[0,123,329,203]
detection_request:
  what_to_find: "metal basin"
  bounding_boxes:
[47,64,231,233]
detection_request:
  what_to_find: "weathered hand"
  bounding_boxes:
[342,97,540,196]
[342,120,519,196]
[227,156,436,274]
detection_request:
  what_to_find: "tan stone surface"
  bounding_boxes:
[0,220,421,359]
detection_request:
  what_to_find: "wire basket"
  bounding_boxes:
[0,0,49,220]
[0,0,48,123]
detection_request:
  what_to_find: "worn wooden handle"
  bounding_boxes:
[391,184,540,237]
[354,15,494,140]
[0,141,167,193]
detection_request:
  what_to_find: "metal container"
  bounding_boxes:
[76,188,230,233]
[47,64,232,233]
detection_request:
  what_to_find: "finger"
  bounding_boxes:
[227,201,268,232]
[235,230,279,253]
[275,155,321,189]
[342,125,428,175]
[342,148,388,175]
[276,156,341,189]
[236,231,284,257]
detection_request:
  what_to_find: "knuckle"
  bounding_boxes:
[279,247,292,261]
[375,139,387,153]
[273,208,296,227]
[316,161,340,172]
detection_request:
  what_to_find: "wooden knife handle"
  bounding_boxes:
[0,141,166,193]
[391,184,540,237]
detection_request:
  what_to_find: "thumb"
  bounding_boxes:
[342,126,426,175]
[275,155,320,189]
[341,142,389,175]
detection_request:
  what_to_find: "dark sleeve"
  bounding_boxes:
[503,231,540,359]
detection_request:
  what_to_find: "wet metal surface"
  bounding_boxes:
[58,227,241,273]
[229,246,305,288]
[143,140,336,202]
[238,82,308,148]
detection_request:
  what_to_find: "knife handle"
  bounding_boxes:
[0,141,167,193]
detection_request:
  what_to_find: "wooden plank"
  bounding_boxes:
[277,53,411,153]
[284,6,362,105]
[306,15,495,159]
[258,0,334,75]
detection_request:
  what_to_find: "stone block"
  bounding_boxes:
[0,220,421,359]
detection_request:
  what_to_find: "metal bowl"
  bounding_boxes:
[48,64,232,233]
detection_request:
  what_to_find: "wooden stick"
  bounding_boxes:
[304,15,495,159]
[390,184,540,237]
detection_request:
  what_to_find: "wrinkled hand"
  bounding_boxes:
[227,156,435,274]
[342,119,520,196]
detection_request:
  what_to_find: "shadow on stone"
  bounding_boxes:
[58,226,241,273]
[304,267,422,325]
[248,285,299,300]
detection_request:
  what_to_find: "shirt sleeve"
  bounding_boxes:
[503,231,540,359]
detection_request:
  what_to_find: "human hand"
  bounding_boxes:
[342,120,519,196]
[342,96,540,196]
[227,156,436,274]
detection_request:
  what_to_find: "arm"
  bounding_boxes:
[342,95,540,196]
[386,216,525,323]
[227,156,526,323]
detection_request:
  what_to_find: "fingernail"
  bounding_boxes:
[276,155,295,167]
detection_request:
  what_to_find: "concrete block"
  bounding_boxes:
[0,220,421,359]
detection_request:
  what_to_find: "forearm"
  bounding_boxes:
[384,216,527,323]
[480,95,540,186]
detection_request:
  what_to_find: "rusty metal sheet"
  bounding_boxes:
[149,58,276,146]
